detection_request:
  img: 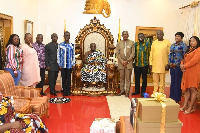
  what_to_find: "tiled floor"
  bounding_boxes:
[41,85,200,133]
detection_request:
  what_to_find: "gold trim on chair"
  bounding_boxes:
[72,17,118,96]
[75,16,114,60]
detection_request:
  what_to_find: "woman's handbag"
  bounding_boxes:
[165,64,170,71]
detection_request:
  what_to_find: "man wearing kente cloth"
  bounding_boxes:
[81,43,107,88]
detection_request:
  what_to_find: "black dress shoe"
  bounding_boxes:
[131,92,140,95]
[67,92,71,96]
[50,92,57,96]
[63,93,67,96]
[140,94,144,97]
[55,90,60,93]
[40,92,47,96]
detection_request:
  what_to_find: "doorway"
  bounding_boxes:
[0,13,13,69]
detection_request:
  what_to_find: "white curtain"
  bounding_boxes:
[181,4,200,43]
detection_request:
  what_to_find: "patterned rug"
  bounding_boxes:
[106,96,131,122]
[49,97,71,104]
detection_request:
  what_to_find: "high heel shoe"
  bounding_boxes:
[183,109,195,114]
[179,108,185,112]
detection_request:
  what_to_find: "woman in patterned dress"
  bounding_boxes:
[168,32,188,103]
[81,43,107,88]
[0,94,48,133]
[4,34,23,86]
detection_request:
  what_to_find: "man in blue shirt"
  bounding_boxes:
[58,31,75,96]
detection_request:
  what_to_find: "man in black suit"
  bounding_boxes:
[45,33,59,96]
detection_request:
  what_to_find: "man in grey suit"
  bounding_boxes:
[45,33,59,96]
[116,31,135,97]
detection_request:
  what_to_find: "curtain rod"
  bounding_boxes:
[179,1,200,9]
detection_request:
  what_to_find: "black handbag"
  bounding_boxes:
[165,64,170,71]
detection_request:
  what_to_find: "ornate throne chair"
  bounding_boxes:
[72,17,118,96]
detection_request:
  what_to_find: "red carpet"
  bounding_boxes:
[41,85,200,133]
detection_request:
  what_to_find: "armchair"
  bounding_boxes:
[0,70,49,117]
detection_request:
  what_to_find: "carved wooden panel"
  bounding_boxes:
[75,16,114,59]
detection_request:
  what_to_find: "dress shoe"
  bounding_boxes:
[63,93,67,96]
[50,92,57,96]
[140,93,144,97]
[55,90,60,93]
[125,93,129,97]
[131,92,140,95]
[116,90,125,96]
[40,92,47,96]
[67,92,71,96]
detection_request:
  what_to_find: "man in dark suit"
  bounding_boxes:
[45,33,59,96]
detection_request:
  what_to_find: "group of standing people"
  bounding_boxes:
[4,29,200,114]
[4,31,75,97]
[116,30,200,115]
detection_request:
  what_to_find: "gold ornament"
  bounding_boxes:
[83,0,111,18]
[190,1,199,8]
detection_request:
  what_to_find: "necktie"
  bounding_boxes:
[124,41,126,56]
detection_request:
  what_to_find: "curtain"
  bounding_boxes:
[181,4,200,43]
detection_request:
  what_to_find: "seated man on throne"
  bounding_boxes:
[81,43,107,88]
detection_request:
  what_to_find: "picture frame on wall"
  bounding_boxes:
[24,20,33,36]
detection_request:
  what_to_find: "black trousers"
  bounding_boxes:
[61,68,72,94]
[134,65,148,94]
[36,68,45,93]
[48,70,58,93]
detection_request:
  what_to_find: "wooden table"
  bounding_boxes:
[118,116,134,133]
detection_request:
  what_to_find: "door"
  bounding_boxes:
[0,13,13,69]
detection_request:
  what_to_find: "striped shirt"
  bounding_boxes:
[57,42,75,69]
[135,41,151,67]
[5,44,23,72]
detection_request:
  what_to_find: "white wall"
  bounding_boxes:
[37,0,184,83]
[0,0,38,42]
[1,0,188,83]
[37,0,184,44]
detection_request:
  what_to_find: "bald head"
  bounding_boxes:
[51,33,58,43]
[51,33,57,38]
[36,34,43,44]
[157,30,164,41]
[157,30,164,35]
[122,31,129,41]
[90,43,96,51]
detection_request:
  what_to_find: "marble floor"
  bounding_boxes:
[41,85,200,133]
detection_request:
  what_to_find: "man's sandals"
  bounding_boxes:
[97,84,102,89]
[83,84,88,88]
